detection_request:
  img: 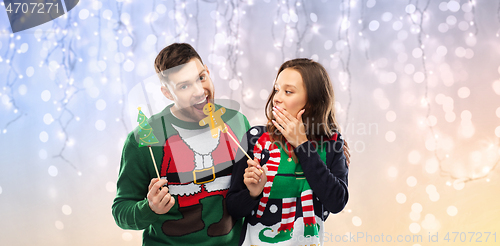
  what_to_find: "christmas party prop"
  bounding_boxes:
[199,102,228,138]
[137,107,161,180]
[199,103,252,161]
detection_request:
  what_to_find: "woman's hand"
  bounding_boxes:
[243,157,268,199]
[272,106,308,148]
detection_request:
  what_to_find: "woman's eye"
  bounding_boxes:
[285,91,292,94]
[181,85,188,90]
[199,75,205,81]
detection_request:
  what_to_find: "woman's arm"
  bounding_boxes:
[294,134,349,213]
[226,127,263,219]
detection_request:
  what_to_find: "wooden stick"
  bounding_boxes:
[148,146,161,180]
[223,124,263,173]
[224,124,252,160]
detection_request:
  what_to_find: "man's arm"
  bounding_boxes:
[112,132,161,230]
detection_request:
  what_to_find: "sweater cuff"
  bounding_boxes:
[293,141,316,158]
[137,199,160,223]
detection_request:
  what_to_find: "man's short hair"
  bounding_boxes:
[154,43,204,86]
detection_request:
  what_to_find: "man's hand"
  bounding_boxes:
[243,157,268,199]
[343,140,351,167]
[147,178,175,214]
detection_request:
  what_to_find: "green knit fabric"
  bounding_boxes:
[269,143,327,199]
[113,104,250,246]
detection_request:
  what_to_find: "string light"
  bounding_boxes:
[291,0,311,58]
[497,0,500,37]
[359,0,371,61]
[224,0,242,100]
[115,1,133,132]
[44,13,81,174]
[2,33,25,133]
[1,3,498,240]
[468,0,478,36]
[173,0,190,42]
[271,1,286,62]
[338,0,353,129]
[411,0,496,183]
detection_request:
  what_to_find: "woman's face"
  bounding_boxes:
[272,68,307,118]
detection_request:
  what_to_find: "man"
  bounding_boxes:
[112,43,250,245]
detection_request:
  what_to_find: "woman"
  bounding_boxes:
[227,58,349,245]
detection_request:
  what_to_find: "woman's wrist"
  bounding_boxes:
[250,191,262,199]
[292,137,308,148]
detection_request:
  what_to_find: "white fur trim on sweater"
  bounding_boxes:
[168,182,202,196]
[204,175,231,192]
[172,124,220,155]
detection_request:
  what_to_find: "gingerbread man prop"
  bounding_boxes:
[199,103,228,138]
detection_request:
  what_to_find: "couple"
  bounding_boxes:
[112,43,349,246]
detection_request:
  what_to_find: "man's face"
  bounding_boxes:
[161,58,215,122]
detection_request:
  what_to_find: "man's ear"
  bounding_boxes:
[161,85,174,100]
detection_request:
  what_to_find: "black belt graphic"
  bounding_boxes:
[166,160,233,184]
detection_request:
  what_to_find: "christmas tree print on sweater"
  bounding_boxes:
[253,133,320,243]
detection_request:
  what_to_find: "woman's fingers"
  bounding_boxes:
[273,111,286,128]
[272,107,292,127]
[247,157,261,169]
[245,167,262,178]
[245,166,263,183]
[275,107,295,124]
[272,119,285,135]
[272,107,305,133]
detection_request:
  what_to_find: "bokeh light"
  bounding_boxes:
[0,1,498,246]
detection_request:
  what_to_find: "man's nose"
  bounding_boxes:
[193,81,205,97]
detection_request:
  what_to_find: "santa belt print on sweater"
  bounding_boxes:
[165,159,233,184]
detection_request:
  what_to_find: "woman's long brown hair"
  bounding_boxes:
[265,58,345,158]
